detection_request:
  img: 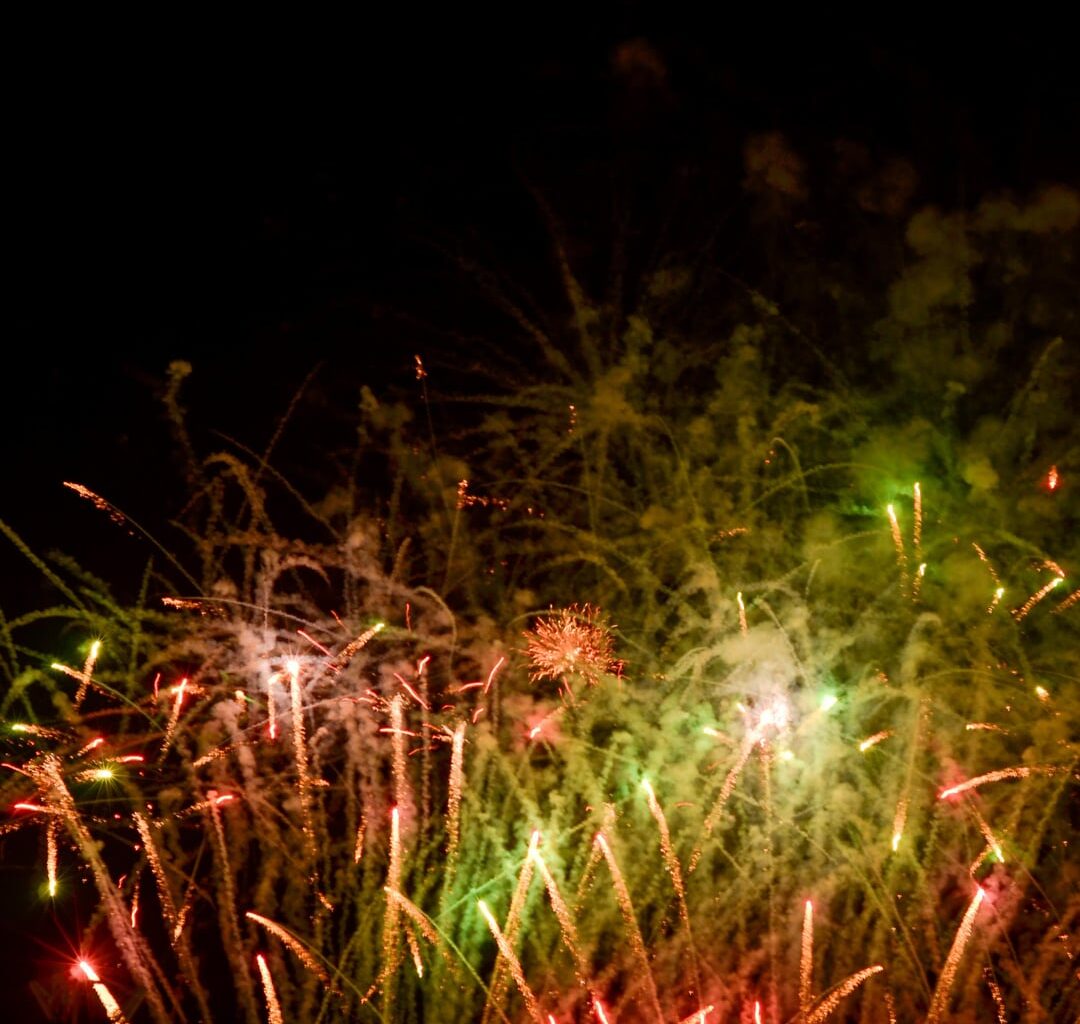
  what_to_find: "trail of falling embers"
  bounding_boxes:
[78,959,129,1024]
[799,900,814,1015]
[478,899,545,1024]
[483,832,539,1024]
[255,953,284,1024]
[596,831,665,1024]
[926,888,985,1023]
[805,965,884,1024]
[286,660,317,862]
[30,756,173,1024]
[642,779,701,999]
[689,732,757,872]
[246,911,332,985]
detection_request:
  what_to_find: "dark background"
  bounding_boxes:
[3,14,1079,1020]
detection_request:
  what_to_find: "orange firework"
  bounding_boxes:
[886,504,908,591]
[445,723,466,867]
[595,832,664,1023]
[46,818,59,897]
[531,843,590,986]
[926,889,985,1022]
[799,900,814,1014]
[78,959,128,1024]
[805,965,883,1023]
[478,899,545,1024]
[940,765,1053,799]
[524,605,619,686]
[246,911,331,985]
[255,953,284,1024]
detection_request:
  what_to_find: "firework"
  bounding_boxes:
[78,959,128,1024]
[483,832,539,1024]
[912,482,922,552]
[524,605,619,686]
[478,899,545,1024]
[984,969,1008,1023]
[445,722,466,866]
[940,765,1048,799]
[886,504,908,591]
[857,730,893,752]
[799,900,814,1014]
[30,757,172,1024]
[246,911,331,985]
[255,953,284,1024]
[286,660,316,861]
[133,811,178,934]
[690,732,757,871]
[530,843,591,989]
[595,832,664,1023]
[805,965,883,1024]
[926,888,985,1023]
[158,678,188,762]
[46,817,58,896]
[1054,586,1080,613]
[1013,574,1064,621]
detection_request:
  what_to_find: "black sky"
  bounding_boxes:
[4,18,1079,575]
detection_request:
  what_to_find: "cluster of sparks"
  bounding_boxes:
[3,474,1077,1023]
[523,604,622,691]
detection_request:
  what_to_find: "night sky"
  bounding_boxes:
[8,23,1078,549]
[3,17,1079,1020]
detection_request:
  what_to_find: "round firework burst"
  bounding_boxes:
[523,604,621,686]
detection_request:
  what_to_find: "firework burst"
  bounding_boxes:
[524,604,621,687]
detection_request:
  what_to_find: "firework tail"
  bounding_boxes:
[596,831,665,1023]
[689,734,757,872]
[255,953,284,1024]
[133,811,215,1023]
[642,779,701,1000]
[33,757,174,1024]
[78,959,129,1024]
[206,793,260,1024]
[478,899,546,1024]
[926,888,985,1023]
[805,965,883,1023]
[246,912,332,985]
[799,900,814,1015]
[482,832,539,1024]
[531,844,595,998]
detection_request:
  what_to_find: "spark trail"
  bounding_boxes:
[478,899,545,1024]
[595,832,665,1024]
[255,954,284,1024]
[78,959,128,1024]
[926,888,985,1023]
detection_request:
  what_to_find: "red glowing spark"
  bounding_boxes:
[484,655,506,694]
[297,630,332,657]
[1046,464,1059,490]
[13,802,48,813]
[393,673,431,711]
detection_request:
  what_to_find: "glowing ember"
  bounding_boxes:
[478,899,545,1024]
